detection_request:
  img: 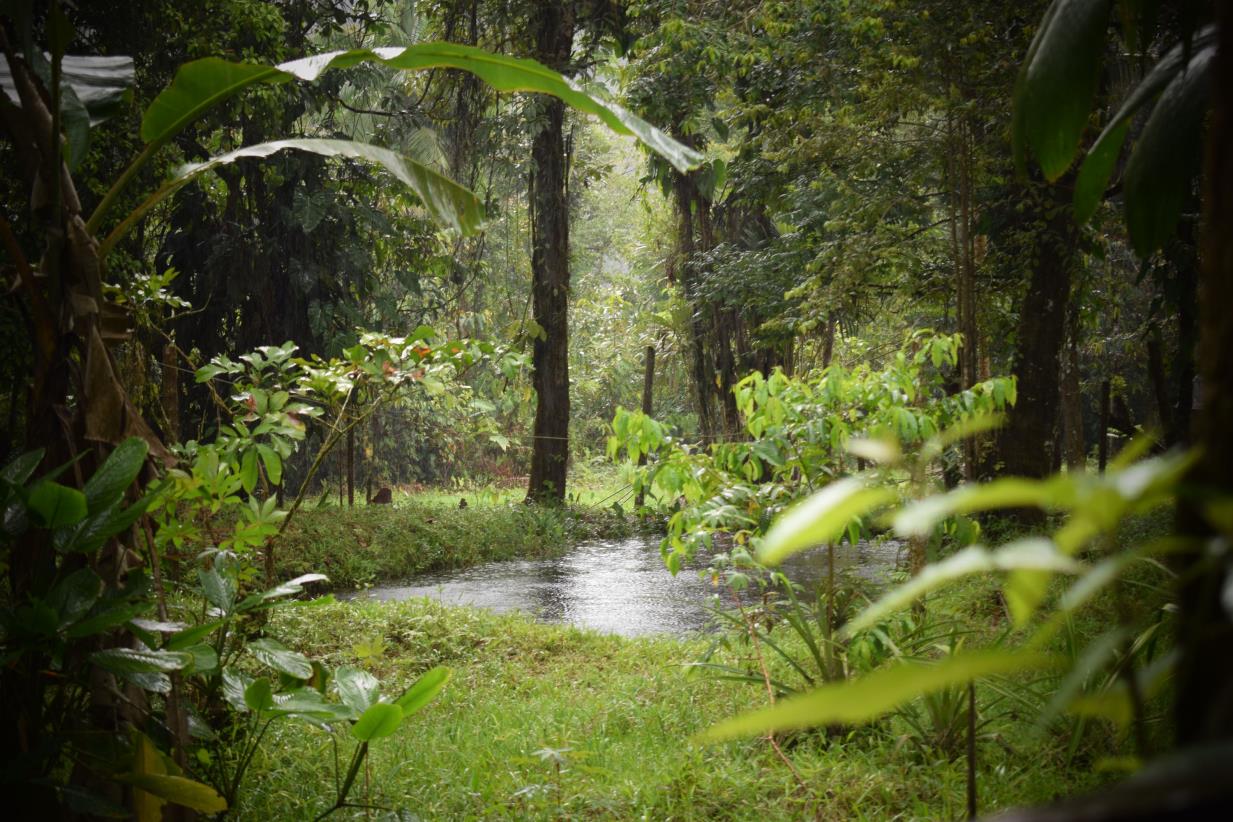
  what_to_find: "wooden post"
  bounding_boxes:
[634,346,655,509]
[1098,378,1111,473]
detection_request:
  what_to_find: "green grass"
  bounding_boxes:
[276,495,650,590]
[234,596,1106,820]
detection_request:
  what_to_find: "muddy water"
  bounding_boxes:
[351,535,904,637]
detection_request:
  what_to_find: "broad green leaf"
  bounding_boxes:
[104,138,484,254]
[28,481,88,529]
[120,773,227,814]
[92,647,192,675]
[1075,23,1218,224]
[66,601,147,639]
[267,688,353,721]
[335,665,381,715]
[1,449,44,485]
[843,540,1082,636]
[197,566,236,613]
[248,637,312,680]
[0,54,134,126]
[164,619,224,651]
[47,568,104,628]
[351,702,403,741]
[244,677,275,712]
[701,651,1059,741]
[182,643,219,674]
[1074,121,1128,224]
[1012,0,1113,179]
[240,448,259,494]
[222,670,254,712]
[257,444,282,486]
[395,666,451,716]
[893,477,1068,538]
[1124,44,1214,256]
[141,45,701,173]
[237,573,329,612]
[759,479,895,565]
[83,437,148,513]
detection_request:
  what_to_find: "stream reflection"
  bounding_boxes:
[353,536,904,637]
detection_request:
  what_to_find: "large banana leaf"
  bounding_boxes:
[140,43,702,173]
[0,54,134,126]
[1012,0,1113,180]
[91,42,701,241]
[99,138,484,255]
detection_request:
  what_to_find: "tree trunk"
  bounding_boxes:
[673,173,716,440]
[635,345,655,509]
[1061,312,1085,471]
[346,425,354,508]
[998,179,1078,491]
[525,0,574,503]
[1176,6,1233,746]
[1098,378,1110,473]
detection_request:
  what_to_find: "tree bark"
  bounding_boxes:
[998,179,1078,492]
[1176,5,1233,746]
[525,0,575,503]
[1061,311,1085,471]
[635,345,655,509]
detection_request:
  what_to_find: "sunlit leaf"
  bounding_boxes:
[759,478,895,565]
[843,540,1082,635]
[351,702,403,741]
[395,666,450,716]
[700,651,1059,741]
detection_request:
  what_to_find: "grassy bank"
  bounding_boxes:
[236,591,1106,820]
[275,495,652,590]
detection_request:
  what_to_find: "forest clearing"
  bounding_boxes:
[2,0,1232,819]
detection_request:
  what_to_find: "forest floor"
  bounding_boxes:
[235,576,1122,820]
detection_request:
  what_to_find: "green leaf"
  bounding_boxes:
[240,448,259,494]
[843,539,1082,635]
[91,647,192,675]
[759,479,895,565]
[1,449,44,485]
[236,573,329,612]
[197,566,236,613]
[28,482,88,528]
[1076,22,1218,224]
[395,666,450,716]
[1123,43,1215,257]
[66,601,147,639]
[118,774,227,814]
[83,438,149,514]
[244,677,275,712]
[351,702,403,741]
[248,637,312,680]
[257,444,282,486]
[222,670,254,712]
[164,619,223,651]
[47,568,104,628]
[1012,0,1113,179]
[0,55,134,126]
[700,651,1059,741]
[893,477,1069,538]
[142,45,701,173]
[182,643,219,674]
[105,139,485,255]
[335,665,381,715]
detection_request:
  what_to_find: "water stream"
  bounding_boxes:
[351,535,905,637]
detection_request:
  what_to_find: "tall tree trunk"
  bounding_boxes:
[673,173,716,440]
[634,345,655,509]
[998,179,1078,491]
[1176,7,1233,746]
[1061,308,1085,471]
[525,0,574,503]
